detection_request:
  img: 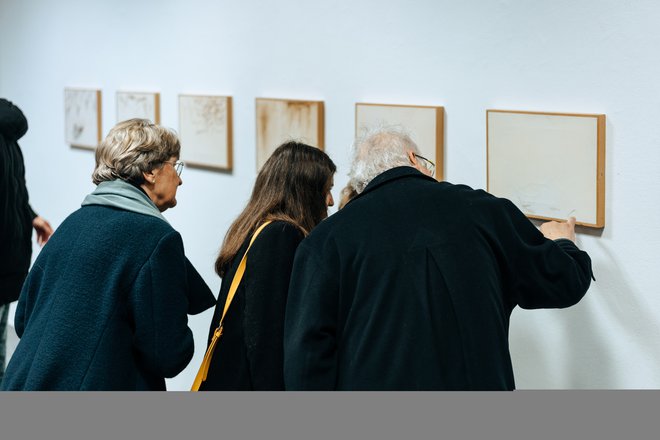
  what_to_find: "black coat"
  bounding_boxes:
[0,99,36,305]
[199,221,304,390]
[1,205,215,390]
[284,167,593,390]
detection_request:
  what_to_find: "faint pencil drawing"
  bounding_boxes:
[65,88,102,150]
[487,109,605,228]
[178,94,232,171]
[117,91,160,123]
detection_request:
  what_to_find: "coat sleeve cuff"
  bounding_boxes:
[554,238,596,281]
[185,257,216,315]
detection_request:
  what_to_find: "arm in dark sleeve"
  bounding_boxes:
[13,279,29,338]
[12,262,44,337]
[241,222,304,390]
[129,230,194,378]
[0,108,32,242]
[284,241,339,390]
[185,257,215,315]
[479,195,593,309]
[0,137,9,235]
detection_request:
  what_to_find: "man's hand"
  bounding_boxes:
[540,216,576,242]
[32,216,53,246]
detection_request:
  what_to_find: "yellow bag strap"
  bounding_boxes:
[191,220,272,391]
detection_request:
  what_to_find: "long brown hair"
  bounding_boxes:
[215,141,336,277]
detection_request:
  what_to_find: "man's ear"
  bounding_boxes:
[406,150,417,165]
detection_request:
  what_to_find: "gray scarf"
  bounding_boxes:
[81,179,168,223]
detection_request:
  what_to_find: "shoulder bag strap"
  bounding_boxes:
[191,220,273,391]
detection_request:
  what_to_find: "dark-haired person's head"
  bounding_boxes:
[255,141,336,228]
[215,141,336,276]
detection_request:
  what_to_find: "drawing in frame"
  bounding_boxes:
[355,103,445,181]
[117,91,160,124]
[64,88,102,150]
[255,98,324,171]
[178,94,233,172]
[486,109,606,228]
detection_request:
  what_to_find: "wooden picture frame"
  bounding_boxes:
[178,94,233,172]
[487,109,606,228]
[255,98,324,171]
[64,88,102,150]
[355,103,445,181]
[117,91,160,124]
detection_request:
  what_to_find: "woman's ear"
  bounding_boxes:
[143,169,156,184]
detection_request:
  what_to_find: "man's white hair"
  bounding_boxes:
[348,125,420,194]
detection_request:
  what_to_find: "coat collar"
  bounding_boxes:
[81,179,168,223]
[358,166,436,198]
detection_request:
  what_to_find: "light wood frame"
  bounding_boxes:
[355,102,445,181]
[487,109,606,228]
[178,94,233,172]
[64,88,102,150]
[255,97,325,171]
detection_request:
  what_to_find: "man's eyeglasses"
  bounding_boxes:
[413,153,435,177]
[164,160,185,176]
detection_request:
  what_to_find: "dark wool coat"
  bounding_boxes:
[0,99,36,305]
[199,221,304,390]
[1,205,215,390]
[284,167,593,391]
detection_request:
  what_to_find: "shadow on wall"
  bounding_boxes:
[558,296,615,388]
[510,290,617,388]
[563,241,660,388]
[511,240,660,388]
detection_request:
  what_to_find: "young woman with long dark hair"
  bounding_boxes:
[197,141,336,390]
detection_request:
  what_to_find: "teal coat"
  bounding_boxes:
[1,205,214,390]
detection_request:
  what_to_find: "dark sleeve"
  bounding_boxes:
[284,240,339,390]
[14,298,25,337]
[0,99,27,214]
[241,222,304,390]
[0,136,9,234]
[12,261,45,336]
[0,119,33,246]
[129,230,195,378]
[13,275,30,337]
[477,195,593,309]
[185,257,216,315]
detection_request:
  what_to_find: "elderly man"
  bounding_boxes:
[283,127,593,390]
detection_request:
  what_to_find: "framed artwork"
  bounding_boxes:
[355,103,444,181]
[178,94,232,172]
[64,88,102,150]
[117,91,160,124]
[487,109,606,228]
[255,98,324,170]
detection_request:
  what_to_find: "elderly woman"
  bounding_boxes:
[1,118,214,391]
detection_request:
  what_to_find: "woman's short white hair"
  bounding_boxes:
[348,125,420,194]
[92,118,181,185]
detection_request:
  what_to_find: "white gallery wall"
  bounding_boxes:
[1,0,659,390]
